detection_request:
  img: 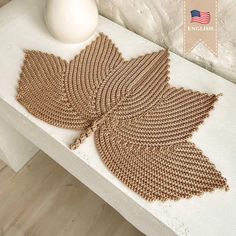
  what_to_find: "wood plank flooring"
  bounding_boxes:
[0,152,143,236]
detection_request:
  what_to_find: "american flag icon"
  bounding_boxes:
[191,10,210,24]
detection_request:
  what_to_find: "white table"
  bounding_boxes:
[0,0,236,235]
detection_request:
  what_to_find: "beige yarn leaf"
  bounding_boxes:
[17,33,124,128]
[17,33,228,201]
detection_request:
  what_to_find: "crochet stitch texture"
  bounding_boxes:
[17,33,228,201]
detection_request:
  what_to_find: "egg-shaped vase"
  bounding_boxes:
[44,0,98,43]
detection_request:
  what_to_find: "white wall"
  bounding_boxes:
[97,0,236,83]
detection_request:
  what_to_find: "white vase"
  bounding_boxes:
[44,0,98,43]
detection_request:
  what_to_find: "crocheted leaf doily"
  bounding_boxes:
[17,33,228,201]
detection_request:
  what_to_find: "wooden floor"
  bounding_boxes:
[0,152,143,236]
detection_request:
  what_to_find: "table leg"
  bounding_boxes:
[0,116,39,172]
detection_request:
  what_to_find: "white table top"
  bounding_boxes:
[0,0,236,235]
